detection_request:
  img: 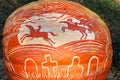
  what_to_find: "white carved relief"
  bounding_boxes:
[87,56,99,75]
[24,58,39,78]
[41,54,58,77]
[18,13,95,47]
[67,56,84,77]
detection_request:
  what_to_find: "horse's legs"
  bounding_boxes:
[44,37,55,46]
[20,34,28,42]
[62,26,67,32]
[79,31,87,40]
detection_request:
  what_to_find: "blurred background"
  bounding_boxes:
[0,0,120,79]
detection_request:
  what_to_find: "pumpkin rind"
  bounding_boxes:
[2,0,112,80]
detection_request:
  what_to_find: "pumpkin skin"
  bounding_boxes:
[2,0,112,80]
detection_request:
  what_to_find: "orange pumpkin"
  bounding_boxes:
[2,0,112,80]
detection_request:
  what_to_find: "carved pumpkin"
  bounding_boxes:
[2,0,112,80]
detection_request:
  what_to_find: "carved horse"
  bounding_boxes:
[60,19,92,40]
[20,25,57,46]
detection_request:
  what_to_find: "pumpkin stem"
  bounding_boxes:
[39,0,68,2]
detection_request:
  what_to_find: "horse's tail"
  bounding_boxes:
[49,32,58,36]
